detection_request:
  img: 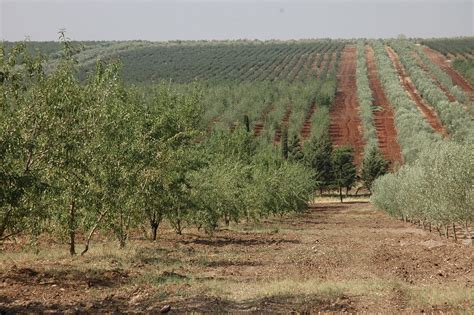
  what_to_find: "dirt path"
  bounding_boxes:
[423,47,474,101]
[1,202,472,313]
[329,45,364,166]
[365,46,403,167]
[299,101,316,141]
[386,46,448,138]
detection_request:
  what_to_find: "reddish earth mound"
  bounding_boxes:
[365,46,403,168]
[329,45,364,166]
[386,46,448,138]
[253,104,274,137]
[423,47,474,101]
[300,102,316,141]
[274,105,292,144]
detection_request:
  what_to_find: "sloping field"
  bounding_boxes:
[365,46,403,166]
[1,202,472,313]
[386,46,448,138]
[423,47,474,101]
[329,45,364,166]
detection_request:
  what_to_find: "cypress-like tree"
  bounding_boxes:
[332,146,356,203]
[243,114,250,133]
[361,146,389,193]
[281,126,289,159]
[303,133,333,194]
[288,134,304,162]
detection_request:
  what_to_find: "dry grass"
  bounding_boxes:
[1,202,472,313]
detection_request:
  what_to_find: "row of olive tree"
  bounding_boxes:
[372,141,473,238]
[370,40,443,163]
[355,41,389,192]
[389,39,474,144]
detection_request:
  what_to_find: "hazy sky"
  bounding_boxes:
[1,0,473,41]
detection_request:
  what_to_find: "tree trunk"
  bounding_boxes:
[81,210,109,256]
[119,236,126,248]
[151,223,159,241]
[69,201,76,256]
[452,223,457,241]
[339,186,343,203]
[149,212,162,241]
[0,206,13,240]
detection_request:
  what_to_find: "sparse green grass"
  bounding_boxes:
[408,286,474,309]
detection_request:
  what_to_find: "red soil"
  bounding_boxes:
[274,105,292,144]
[329,45,364,166]
[253,104,274,137]
[207,113,223,132]
[414,53,456,102]
[365,46,403,167]
[386,46,448,138]
[423,47,474,101]
[299,101,316,141]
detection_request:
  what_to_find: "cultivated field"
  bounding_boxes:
[1,37,473,313]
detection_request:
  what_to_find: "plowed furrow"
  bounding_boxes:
[365,46,403,167]
[329,45,364,166]
[386,46,448,138]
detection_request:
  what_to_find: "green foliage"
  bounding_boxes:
[0,38,319,251]
[281,126,289,159]
[453,58,474,85]
[288,135,304,162]
[303,133,333,191]
[360,146,389,192]
[422,37,474,58]
[389,39,474,144]
[371,40,442,163]
[316,78,337,106]
[243,114,250,133]
[372,141,473,227]
[355,41,378,152]
[332,146,357,202]
[8,40,344,84]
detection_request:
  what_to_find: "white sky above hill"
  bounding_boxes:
[1,0,473,41]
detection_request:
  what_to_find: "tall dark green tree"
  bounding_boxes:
[243,114,250,133]
[303,133,333,194]
[281,126,289,159]
[288,134,304,162]
[332,146,356,203]
[361,146,389,193]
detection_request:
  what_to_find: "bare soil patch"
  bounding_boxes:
[1,202,472,313]
[300,101,316,141]
[274,105,292,143]
[329,45,365,166]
